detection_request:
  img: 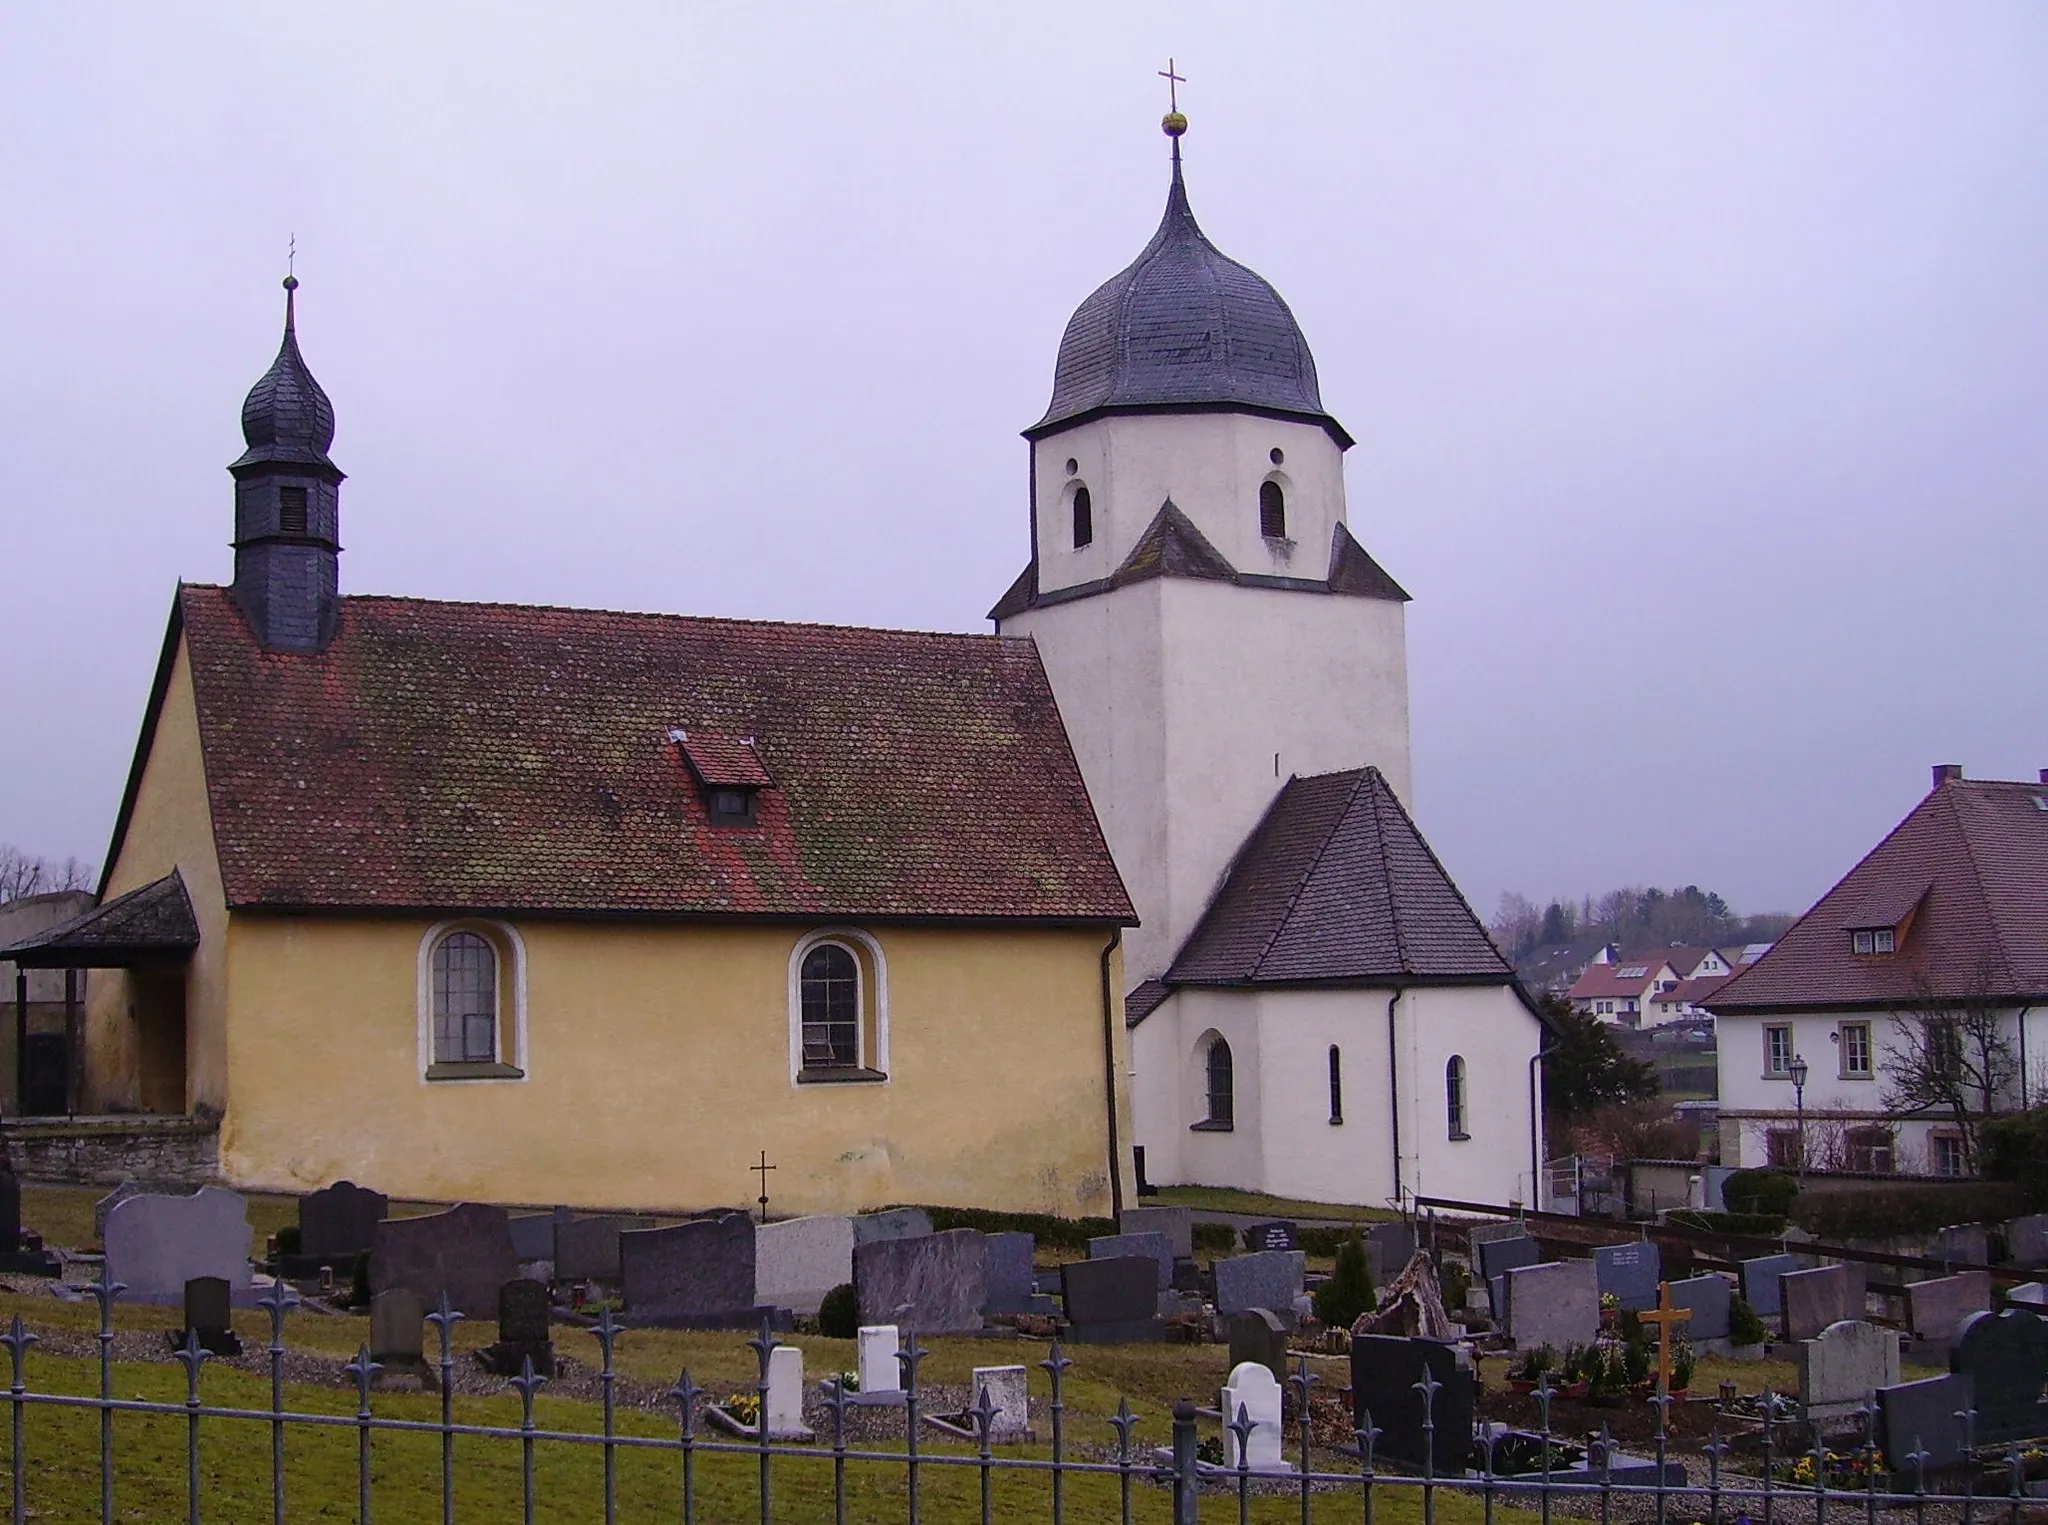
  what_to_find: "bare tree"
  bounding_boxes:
[1879,959,2020,1172]
[0,846,94,903]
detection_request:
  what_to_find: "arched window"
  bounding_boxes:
[1258,480,1286,539]
[800,943,861,1068]
[1205,1036,1234,1128]
[1446,1055,1469,1140]
[1072,485,1094,549]
[1328,1045,1343,1124]
[432,930,498,1065]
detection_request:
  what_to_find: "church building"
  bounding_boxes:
[994,113,1547,1209]
[8,276,1139,1219]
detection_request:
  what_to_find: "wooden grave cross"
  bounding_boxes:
[1636,1280,1694,1397]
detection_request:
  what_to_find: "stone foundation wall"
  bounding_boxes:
[2,1115,220,1187]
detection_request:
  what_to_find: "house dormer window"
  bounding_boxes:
[671,728,772,828]
[1850,928,1896,955]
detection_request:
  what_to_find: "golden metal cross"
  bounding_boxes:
[1158,59,1185,114]
[1635,1281,1695,1397]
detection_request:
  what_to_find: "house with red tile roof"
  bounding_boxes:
[0,279,1139,1220]
[1708,765,2048,1177]
[1567,953,1678,1028]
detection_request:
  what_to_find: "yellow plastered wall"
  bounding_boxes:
[83,634,231,1114]
[221,916,1132,1217]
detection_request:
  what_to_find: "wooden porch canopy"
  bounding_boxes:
[1,872,196,1117]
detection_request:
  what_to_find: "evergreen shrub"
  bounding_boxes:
[818,1283,859,1340]
[1311,1231,1376,1329]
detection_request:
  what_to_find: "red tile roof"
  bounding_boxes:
[676,733,774,789]
[162,587,1135,922]
[1709,775,2048,1012]
[1566,960,1671,1002]
[1164,767,1518,986]
[1649,973,1732,1010]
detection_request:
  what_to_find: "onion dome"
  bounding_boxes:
[1029,137,1349,446]
[231,275,338,473]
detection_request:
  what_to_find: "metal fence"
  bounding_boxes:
[0,1277,2039,1525]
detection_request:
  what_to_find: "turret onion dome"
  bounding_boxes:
[1029,141,1350,447]
[232,275,339,473]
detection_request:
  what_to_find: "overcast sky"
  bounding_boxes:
[4,4,2046,921]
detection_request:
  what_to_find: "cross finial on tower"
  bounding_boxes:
[1159,58,1185,114]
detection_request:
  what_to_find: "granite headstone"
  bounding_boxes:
[621,1212,761,1328]
[756,1215,855,1316]
[178,1275,239,1356]
[1594,1242,1661,1313]
[104,1187,253,1305]
[1798,1320,1900,1421]
[1905,1270,1992,1345]
[1228,1307,1290,1386]
[1059,1256,1162,1343]
[1933,1223,1989,1268]
[1503,1260,1599,1350]
[1215,1251,1307,1320]
[1119,1206,1193,1260]
[555,1215,651,1282]
[1781,1263,1867,1341]
[1478,1235,1541,1315]
[297,1181,389,1263]
[1349,1334,1474,1472]
[371,1202,516,1318]
[2008,1215,2048,1268]
[854,1227,987,1334]
[369,1288,426,1366]
[1878,1372,1975,1473]
[1243,1221,1299,1253]
[93,1179,144,1241]
[1089,1232,1170,1291]
[1953,1309,2048,1445]
[984,1232,1049,1316]
[478,1277,555,1376]
[1739,1254,1800,1319]
[851,1208,932,1246]
[1668,1274,1732,1341]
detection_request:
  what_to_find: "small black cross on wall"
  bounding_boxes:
[752,1151,777,1223]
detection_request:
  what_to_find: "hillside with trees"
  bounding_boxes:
[1491,884,1794,965]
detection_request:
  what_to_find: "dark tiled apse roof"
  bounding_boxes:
[172,587,1134,922]
[1166,768,1515,986]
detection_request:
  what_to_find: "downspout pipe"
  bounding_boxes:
[1386,991,1403,1207]
[2021,1006,2033,1111]
[1529,1034,1553,1210]
[1101,929,1125,1218]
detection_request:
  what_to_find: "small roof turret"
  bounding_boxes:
[232,275,339,475]
[1029,120,1348,447]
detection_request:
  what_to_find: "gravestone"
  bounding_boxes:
[756,1215,855,1316]
[1089,1232,1171,1291]
[1368,1222,1418,1273]
[1216,1251,1307,1321]
[104,1187,253,1305]
[1594,1242,1661,1313]
[972,1365,1030,1441]
[1221,1362,1291,1473]
[851,1208,932,1246]
[1227,1308,1289,1386]
[1119,1206,1193,1260]
[1466,1221,1531,1248]
[93,1179,145,1241]
[1349,1334,1474,1473]
[555,1215,651,1282]
[297,1180,388,1265]
[1904,1270,1991,1345]
[1933,1223,1989,1267]
[177,1275,240,1357]
[371,1203,516,1318]
[1739,1254,1800,1320]
[620,1212,762,1328]
[1953,1309,2048,1445]
[478,1277,555,1377]
[1798,1320,1900,1422]
[1059,1257,1163,1343]
[1243,1221,1299,1253]
[1877,1372,1975,1473]
[1781,1263,1867,1341]
[1504,1260,1599,1350]
[0,1173,56,1275]
[1477,1236,1541,1315]
[1668,1274,1732,1341]
[984,1232,1050,1316]
[508,1212,561,1266]
[763,1346,812,1440]
[2008,1215,2048,1268]
[855,1325,904,1404]
[854,1227,987,1334]
[370,1289,427,1367]
[2010,1282,2048,1306]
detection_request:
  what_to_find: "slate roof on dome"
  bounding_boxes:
[1029,144,1349,447]
[127,586,1133,924]
[231,277,339,474]
[1164,767,1519,988]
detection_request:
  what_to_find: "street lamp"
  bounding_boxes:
[1788,1053,1810,1180]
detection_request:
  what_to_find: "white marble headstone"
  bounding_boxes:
[1221,1361,1289,1473]
[764,1345,811,1440]
[857,1324,901,1397]
[972,1365,1029,1440]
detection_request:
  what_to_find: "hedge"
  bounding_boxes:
[1789,1182,2028,1242]
[919,1206,1115,1251]
[1721,1168,1798,1220]
[1981,1109,2048,1207]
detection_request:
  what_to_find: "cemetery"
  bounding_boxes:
[0,1169,2044,1518]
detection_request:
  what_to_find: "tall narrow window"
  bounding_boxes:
[278,485,309,535]
[800,944,861,1068]
[1258,480,1286,538]
[1328,1045,1343,1124]
[432,931,498,1064]
[1446,1055,1468,1139]
[1071,486,1093,549]
[1205,1037,1234,1128]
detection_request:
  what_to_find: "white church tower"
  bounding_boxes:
[993,113,1413,985]
[995,107,1547,1211]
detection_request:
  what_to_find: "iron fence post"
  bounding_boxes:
[670,1368,701,1525]
[591,1307,620,1525]
[3,1316,36,1525]
[822,1375,851,1525]
[1039,1341,1071,1525]
[342,1344,381,1525]
[1171,1399,1199,1525]
[748,1317,778,1525]
[1109,1397,1139,1525]
[1231,1399,1255,1525]
[971,1379,999,1525]
[1760,1386,1778,1525]
[89,1275,121,1525]
[425,1293,464,1525]
[899,1324,929,1525]
[1957,1407,1977,1525]
[259,1279,298,1525]
[512,1354,547,1525]
[173,1327,212,1525]
[1355,1413,1381,1525]
[1291,1353,1319,1525]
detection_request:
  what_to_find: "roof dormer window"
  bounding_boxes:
[1850,928,1896,955]
[670,728,772,829]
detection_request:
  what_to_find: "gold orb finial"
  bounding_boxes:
[1162,110,1188,138]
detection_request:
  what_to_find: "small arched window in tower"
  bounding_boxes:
[278,485,308,535]
[1259,480,1286,539]
[1072,486,1094,549]
[431,930,498,1065]
[1328,1045,1343,1124]
[1204,1036,1234,1129]
[1446,1055,1469,1140]
[800,942,862,1069]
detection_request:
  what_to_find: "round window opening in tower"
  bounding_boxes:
[1065,457,1079,476]
[1269,447,1284,466]
[1258,480,1287,539]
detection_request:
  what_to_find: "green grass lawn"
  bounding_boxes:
[1149,1186,1398,1223]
